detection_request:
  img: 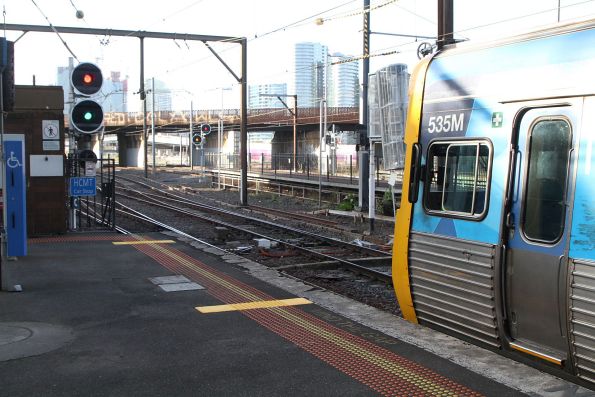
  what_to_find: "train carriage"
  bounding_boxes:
[392,18,595,386]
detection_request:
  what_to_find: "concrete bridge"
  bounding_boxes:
[84,107,362,167]
[98,106,359,132]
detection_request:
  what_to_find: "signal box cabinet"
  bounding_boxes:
[4,85,67,236]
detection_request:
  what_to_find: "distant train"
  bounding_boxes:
[392,18,595,387]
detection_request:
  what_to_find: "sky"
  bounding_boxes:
[2,0,595,110]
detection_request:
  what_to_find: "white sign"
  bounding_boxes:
[29,155,64,177]
[85,161,97,177]
[43,140,60,151]
[42,120,60,140]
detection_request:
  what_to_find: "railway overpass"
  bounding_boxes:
[82,107,362,167]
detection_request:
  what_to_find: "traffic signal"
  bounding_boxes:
[192,132,203,146]
[71,100,104,133]
[70,62,104,133]
[201,124,211,135]
[71,62,103,96]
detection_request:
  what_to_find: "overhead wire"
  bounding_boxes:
[30,0,79,61]
[102,0,595,110]
[252,0,357,39]
[438,0,595,43]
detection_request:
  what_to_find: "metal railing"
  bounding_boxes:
[66,154,116,230]
[200,152,393,185]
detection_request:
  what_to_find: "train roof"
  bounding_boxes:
[423,17,595,103]
[437,17,595,58]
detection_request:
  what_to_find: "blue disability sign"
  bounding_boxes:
[70,177,97,196]
[3,134,27,256]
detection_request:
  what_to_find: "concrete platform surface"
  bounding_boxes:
[0,232,588,396]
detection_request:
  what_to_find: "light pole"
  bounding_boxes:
[318,99,327,207]
[259,93,298,171]
[151,77,155,172]
[190,100,194,170]
[219,87,232,189]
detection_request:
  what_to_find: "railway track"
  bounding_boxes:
[115,174,392,284]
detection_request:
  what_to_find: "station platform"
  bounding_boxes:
[0,232,586,396]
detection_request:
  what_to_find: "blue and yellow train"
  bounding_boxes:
[392,18,595,386]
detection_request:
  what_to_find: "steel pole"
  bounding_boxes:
[151,77,155,172]
[190,100,194,170]
[437,0,454,49]
[318,99,326,207]
[140,37,148,178]
[368,141,376,233]
[219,90,223,190]
[240,39,248,206]
[359,0,370,211]
[293,95,297,172]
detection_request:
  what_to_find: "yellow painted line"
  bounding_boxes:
[196,298,312,313]
[148,243,457,395]
[113,240,176,245]
[509,342,562,365]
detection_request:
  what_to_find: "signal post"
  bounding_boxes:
[68,62,104,230]
[192,123,211,170]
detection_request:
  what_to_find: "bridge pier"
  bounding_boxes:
[75,133,99,154]
[117,133,145,167]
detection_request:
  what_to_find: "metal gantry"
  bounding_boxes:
[3,23,250,205]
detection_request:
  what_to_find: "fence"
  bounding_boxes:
[202,152,393,185]
[66,153,116,230]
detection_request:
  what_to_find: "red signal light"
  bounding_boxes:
[71,62,102,96]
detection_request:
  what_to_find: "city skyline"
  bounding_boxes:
[6,1,591,110]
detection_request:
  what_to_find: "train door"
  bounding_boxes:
[504,104,580,364]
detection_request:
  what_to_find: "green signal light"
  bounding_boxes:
[84,112,93,121]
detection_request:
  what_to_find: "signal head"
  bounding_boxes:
[70,99,104,133]
[192,132,203,146]
[201,124,211,135]
[71,62,103,96]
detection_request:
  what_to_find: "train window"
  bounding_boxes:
[424,140,491,219]
[522,119,571,243]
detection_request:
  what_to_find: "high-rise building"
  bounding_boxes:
[103,72,128,112]
[368,63,409,170]
[327,53,359,107]
[56,64,72,115]
[145,78,172,111]
[248,83,287,108]
[293,42,328,108]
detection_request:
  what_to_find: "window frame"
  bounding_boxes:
[422,138,493,221]
[519,116,572,245]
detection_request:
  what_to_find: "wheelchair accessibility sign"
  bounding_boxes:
[69,176,97,196]
[6,151,22,168]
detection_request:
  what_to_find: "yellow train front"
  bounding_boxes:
[392,18,595,388]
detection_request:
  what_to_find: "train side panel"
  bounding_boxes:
[568,97,595,383]
[393,18,595,388]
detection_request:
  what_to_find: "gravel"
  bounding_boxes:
[115,167,401,316]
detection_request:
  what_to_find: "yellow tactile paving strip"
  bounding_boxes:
[132,235,484,397]
[32,235,484,396]
[196,297,312,313]
[112,239,175,245]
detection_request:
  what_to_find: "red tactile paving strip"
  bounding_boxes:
[136,238,484,397]
[29,235,135,244]
[34,235,484,396]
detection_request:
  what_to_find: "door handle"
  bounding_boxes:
[506,212,515,229]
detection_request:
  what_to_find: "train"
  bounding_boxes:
[391,18,595,387]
